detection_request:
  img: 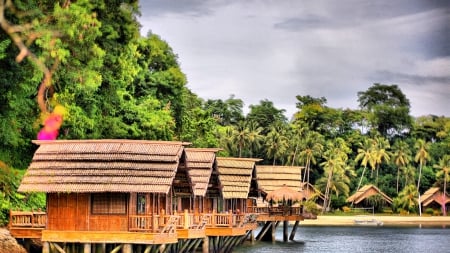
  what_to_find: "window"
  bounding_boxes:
[92,193,127,214]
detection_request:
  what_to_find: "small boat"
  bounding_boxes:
[353,215,383,226]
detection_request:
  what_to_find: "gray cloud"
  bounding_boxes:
[138,0,450,117]
[373,70,450,86]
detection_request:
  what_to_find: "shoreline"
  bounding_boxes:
[300,215,450,227]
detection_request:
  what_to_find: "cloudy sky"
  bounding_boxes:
[138,0,449,119]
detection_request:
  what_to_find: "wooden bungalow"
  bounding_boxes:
[420,187,450,214]
[215,157,261,213]
[184,148,221,213]
[347,184,393,210]
[16,139,192,253]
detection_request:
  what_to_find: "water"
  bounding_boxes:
[234,226,450,253]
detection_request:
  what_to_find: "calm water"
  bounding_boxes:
[234,226,450,253]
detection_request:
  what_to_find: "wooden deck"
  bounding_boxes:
[8,210,46,239]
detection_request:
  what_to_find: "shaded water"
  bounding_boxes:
[235,226,450,253]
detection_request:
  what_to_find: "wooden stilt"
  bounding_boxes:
[43,242,50,253]
[289,220,300,241]
[202,236,209,253]
[158,243,166,253]
[255,221,271,240]
[84,243,91,253]
[271,221,277,242]
[121,244,132,253]
[143,245,152,253]
[283,220,289,242]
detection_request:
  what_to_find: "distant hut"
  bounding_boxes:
[347,184,393,210]
[216,157,262,212]
[18,139,189,251]
[184,148,221,213]
[420,187,450,214]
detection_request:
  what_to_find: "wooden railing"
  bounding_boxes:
[9,209,260,232]
[246,206,303,215]
[9,210,47,228]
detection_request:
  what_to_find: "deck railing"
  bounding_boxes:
[247,206,303,215]
[9,209,262,232]
[9,210,47,228]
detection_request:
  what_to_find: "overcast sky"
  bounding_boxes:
[138,0,449,119]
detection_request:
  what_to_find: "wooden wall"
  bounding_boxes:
[47,193,128,231]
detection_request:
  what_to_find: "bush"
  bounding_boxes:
[425,208,434,215]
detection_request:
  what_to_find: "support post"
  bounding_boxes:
[289,220,300,241]
[283,220,288,242]
[43,242,50,253]
[122,244,132,253]
[83,243,91,253]
[202,236,209,253]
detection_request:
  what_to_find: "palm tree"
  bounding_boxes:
[394,184,418,214]
[245,120,264,157]
[265,124,289,165]
[354,138,376,194]
[372,136,391,185]
[434,155,450,216]
[402,165,416,188]
[392,140,411,193]
[319,140,349,213]
[414,139,430,216]
[299,131,324,185]
[231,120,263,157]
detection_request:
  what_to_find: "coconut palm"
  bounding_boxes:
[414,139,430,216]
[354,138,376,194]
[319,140,349,213]
[245,120,264,157]
[265,124,289,165]
[392,140,411,193]
[394,184,418,214]
[299,131,324,185]
[402,165,416,188]
[434,155,450,216]
[372,136,391,185]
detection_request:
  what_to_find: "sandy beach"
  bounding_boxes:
[300,215,450,227]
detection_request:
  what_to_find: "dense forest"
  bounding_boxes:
[0,1,449,225]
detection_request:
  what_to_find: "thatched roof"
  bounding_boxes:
[185,148,221,196]
[420,187,450,206]
[266,185,304,202]
[347,184,393,204]
[18,140,188,194]
[216,157,261,199]
[256,165,302,193]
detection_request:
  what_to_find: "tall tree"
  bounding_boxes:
[414,139,430,216]
[373,136,391,185]
[299,131,324,185]
[357,83,412,137]
[204,95,244,126]
[265,124,288,165]
[354,138,376,195]
[392,140,411,193]
[247,99,287,135]
[318,139,350,212]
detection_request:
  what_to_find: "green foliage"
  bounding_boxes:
[357,83,412,137]
[203,95,244,126]
[0,162,46,226]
